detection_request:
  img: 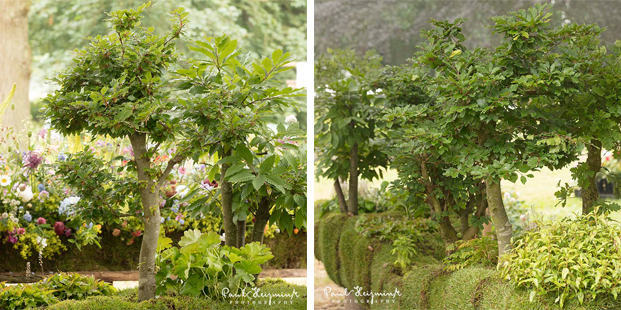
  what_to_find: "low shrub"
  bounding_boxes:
[155,229,273,299]
[501,210,621,308]
[443,236,498,271]
[36,272,116,300]
[0,283,58,310]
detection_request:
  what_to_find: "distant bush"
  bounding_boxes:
[501,210,621,308]
[36,272,116,300]
[443,236,498,271]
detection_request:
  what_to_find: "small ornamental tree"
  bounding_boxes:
[315,49,388,215]
[378,65,489,247]
[414,8,575,259]
[174,36,301,248]
[44,3,300,301]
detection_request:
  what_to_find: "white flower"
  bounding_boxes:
[175,185,189,198]
[220,233,225,242]
[36,236,47,249]
[1,212,7,218]
[11,217,18,224]
[0,175,10,187]
[17,186,34,203]
[285,115,298,124]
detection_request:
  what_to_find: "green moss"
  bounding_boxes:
[337,218,357,289]
[318,213,348,286]
[46,282,306,310]
[427,267,496,310]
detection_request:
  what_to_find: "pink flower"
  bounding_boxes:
[16,228,25,235]
[37,217,46,225]
[112,229,121,237]
[6,235,17,244]
[64,228,72,237]
[178,167,186,175]
[38,129,47,139]
[22,151,43,170]
[132,230,142,238]
[54,222,65,236]
[127,238,135,245]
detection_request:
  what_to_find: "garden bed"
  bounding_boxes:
[315,212,621,310]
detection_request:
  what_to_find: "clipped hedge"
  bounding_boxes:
[315,211,621,310]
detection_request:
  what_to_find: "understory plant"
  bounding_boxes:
[36,272,116,301]
[501,209,621,308]
[0,284,58,310]
[155,229,273,299]
[443,236,498,271]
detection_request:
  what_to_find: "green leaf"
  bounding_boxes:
[235,144,253,164]
[252,174,266,191]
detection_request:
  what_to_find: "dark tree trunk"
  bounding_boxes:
[582,140,602,215]
[486,176,513,260]
[237,220,246,247]
[220,150,238,247]
[348,142,359,215]
[251,197,271,244]
[334,178,348,213]
[129,134,160,301]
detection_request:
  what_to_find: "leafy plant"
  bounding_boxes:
[0,284,58,310]
[390,235,417,269]
[443,237,498,271]
[155,229,274,299]
[501,209,621,308]
[36,272,116,300]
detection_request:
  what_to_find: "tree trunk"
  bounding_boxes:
[582,140,602,215]
[438,215,459,247]
[348,142,359,215]
[486,176,513,260]
[0,0,31,148]
[333,178,348,213]
[251,197,271,244]
[237,220,246,247]
[129,134,160,301]
[220,149,238,247]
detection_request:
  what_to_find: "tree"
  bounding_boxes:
[378,64,489,248]
[0,0,31,146]
[44,3,299,300]
[315,49,388,215]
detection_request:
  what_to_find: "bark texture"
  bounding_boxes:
[582,140,602,215]
[220,150,238,246]
[0,0,31,147]
[237,220,246,247]
[333,178,348,213]
[129,134,160,301]
[251,197,271,244]
[486,177,513,259]
[348,142,359,215]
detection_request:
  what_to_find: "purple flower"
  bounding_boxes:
[179,219,185,225]
[23,213,32,222]
[6,235,17,244]
[58,153,67,161]
[64,228,72,237]
[37,184,46,192]
[22,151,43,170]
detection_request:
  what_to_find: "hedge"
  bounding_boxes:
[0,229,305,274]
[44,281,306,310]
[315,211,621,310]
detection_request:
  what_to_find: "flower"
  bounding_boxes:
[22,151,43,170]
[201,179,218,192]
[37,184,46,192]
[38,191,49,201]
[64,228,71,237]
[132,230,142,237]
[58,197,80,216]
[54,222,65,236]
[1,212,7,218]
[57,153,67,161]
[160,217,165,223]
[179,219,185,225]
[38,129,47,139]
[17,186,34,203]
[16,228,25,235]
[285,114,298,124]
[178,167,187,175]
[220,233,225,242]
[127,238,134,245]
[0,175,10,187]
[87,222,93,229]
[6,235,17,244]
[23,213,32,222]
[37,217,46,225]
[175,185,189,198]
[112,229,121,237]
[36,236,47,249]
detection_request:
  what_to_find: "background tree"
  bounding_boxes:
[315,49,388,215]
[1,0,31,145]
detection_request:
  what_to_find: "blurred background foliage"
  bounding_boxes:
[315,0,621,65]
[29,0,307,99]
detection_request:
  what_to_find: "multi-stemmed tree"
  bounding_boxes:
[44,3,299,301]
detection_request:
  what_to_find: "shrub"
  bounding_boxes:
[443,236,498,271]
[501,210,621,308]
[36,272,116,300]
[0,283,58,310]
[155,229,273,299]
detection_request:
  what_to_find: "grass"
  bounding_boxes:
[45,280,306,310]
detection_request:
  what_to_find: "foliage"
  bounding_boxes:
[314,49,387,184]
[155,229,273,299]
[0,283,58,310]
[36,272,116,301]
[501,210,621,308]
[443,237,498,271]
